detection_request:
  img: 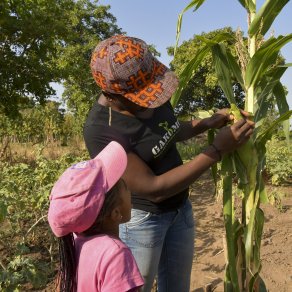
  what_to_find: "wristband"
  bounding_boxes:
[210,144,222,161]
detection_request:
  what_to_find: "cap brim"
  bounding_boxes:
[124,59,179,109]
[93,141,127,191]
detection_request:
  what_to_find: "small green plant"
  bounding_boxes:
[0,254,49,291]
[0,150,89,290]
[266,136,292,185]
[177,138,206,162]
[267,189,286,212]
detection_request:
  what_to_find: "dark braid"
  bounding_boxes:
[58,233,77,292]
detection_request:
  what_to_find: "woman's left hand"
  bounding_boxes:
[207,109,234,129]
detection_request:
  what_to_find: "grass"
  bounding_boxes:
[5,139,86,163]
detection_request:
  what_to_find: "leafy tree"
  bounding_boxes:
[56,1,122,134]
[167,27,245,115]
[0,0,73,116]
[0,0,121,123]
[58,13,160,134]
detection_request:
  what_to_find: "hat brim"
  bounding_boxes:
[124,59,179,109]
[94,141,127,192]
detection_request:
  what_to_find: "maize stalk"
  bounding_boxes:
[173,0,292,291]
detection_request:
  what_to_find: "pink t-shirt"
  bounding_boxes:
[74,234,144,292]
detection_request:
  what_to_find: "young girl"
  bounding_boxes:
[48,141,144,292]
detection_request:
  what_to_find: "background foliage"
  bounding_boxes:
[0,0,291,290]
[167,27,245,115]
[0,149,89,290]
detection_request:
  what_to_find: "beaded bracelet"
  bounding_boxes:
[210,144,222,161]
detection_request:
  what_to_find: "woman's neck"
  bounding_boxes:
[98,94,135,117]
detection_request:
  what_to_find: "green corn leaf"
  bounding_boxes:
[256,110,292,145]
[249,274,268,292]
[171,46,209,107]
[224,264,234,292]
[249,0,290,37]
[256,140,269,204]
[254,66,287,124]
[254,208,265,271]
[254,93,273,130]
[226,50,245,91]
[172,32,235,107]
[244,192,261,271]
[258,277,268,292]
[245,34,292,88]
[237,0,256,12]
[211,43,237,105]
[273,82,290,143]
[175,0,206,55]
[233,151,248,190]
[249,272,260,292]
[259,174,269,204]
[273,81,289,114]
[279,63,292,67]
[196,35,245,90]
[197,32,234,46]
[222,155,240,292]
[237,0,246,9]
[234,220,244,291]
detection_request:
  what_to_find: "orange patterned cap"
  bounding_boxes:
[90,35,178,108]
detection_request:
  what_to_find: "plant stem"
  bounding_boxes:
[25,214,47,237]
[247,0,257,114]
[0,259,7,270]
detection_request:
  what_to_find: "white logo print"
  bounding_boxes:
[152,120,180,157]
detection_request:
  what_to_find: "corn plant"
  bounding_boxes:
[172,0,292,291]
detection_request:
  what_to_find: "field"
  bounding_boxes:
[189,172,292,292]
[0,141,291,291]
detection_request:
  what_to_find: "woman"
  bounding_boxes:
[84,35,254,292]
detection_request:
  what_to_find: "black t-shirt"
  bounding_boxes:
[83,100,189,214]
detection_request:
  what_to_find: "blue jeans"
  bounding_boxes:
[120,199,195,292]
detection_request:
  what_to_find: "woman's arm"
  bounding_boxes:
[175,119,211,141]
[123,118,254,203]
[175,109,236,142]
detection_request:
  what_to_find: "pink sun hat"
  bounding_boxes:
[48,141,127,237]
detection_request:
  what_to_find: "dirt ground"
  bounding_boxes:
[189,173,292,292]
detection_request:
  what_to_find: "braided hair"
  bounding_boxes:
[58,234,76,292]
[57,180,123,292]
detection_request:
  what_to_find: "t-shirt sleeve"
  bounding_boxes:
[83,125,130,158]
[99,247,144,292]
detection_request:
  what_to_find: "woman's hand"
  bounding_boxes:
[207,108,251,129]
[206,109,233,129]
[212,118,255,155]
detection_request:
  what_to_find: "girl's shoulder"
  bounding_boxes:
[75,234,127,252]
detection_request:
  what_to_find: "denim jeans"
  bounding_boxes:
[119,199,195,292]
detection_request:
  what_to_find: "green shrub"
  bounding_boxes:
[0,150,89,290]
[266,136,292,185]
[177,137,206,162]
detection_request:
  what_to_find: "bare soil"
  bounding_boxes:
[189,172,292,292]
